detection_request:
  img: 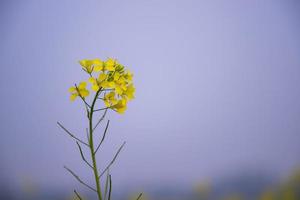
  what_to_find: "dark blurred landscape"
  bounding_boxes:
[1,168,299,200]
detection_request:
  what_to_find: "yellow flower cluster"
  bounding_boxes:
[69,82,89,101]
[69,58,135,114]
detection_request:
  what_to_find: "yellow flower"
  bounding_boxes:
[98,73,107,82]
[89,73,115,89]
[79,59,94,73]
[104,58,117,71]
[112,72,127,95]
[124,70,133,82]
[79,59,104,73]
[123,84,135,100]
[89,73,108,91]
[71,57,135,114]
[69,82,89,101]
[92,59,104,72]
[112,99,127,114]
[88,77,99,91]
[101,81,115,89]
[114,83,125,95]
[104,92,118,107]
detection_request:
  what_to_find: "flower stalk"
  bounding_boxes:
[58,58,141,200]
[89,89,103,200]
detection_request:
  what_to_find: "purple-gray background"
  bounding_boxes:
[1,0,300,195]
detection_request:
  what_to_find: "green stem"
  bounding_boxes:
[89,89,103,200]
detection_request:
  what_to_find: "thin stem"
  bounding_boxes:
[104,169,110,200]
[74,84,91,109]
[94,120,110,154]
[76,141,93,170]
[89,89,103,200]
[86,128,89,141]
[94,107,110,112]
[108,175,112,200]
[57,122,89,147]
[64,166,96,192]
[99,142,126,178]
[74,190,83,200]
[81,97,91,109]
[136,193,143,200]
[85,105,90,119]
[93,108,108,131]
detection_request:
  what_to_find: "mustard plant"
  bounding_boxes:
[57,58,142,200]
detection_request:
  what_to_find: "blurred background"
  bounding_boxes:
[1,0,300,199]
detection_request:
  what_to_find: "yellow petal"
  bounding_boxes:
[111,98,118,105]
[92,59,103,72]
[104,92,112,99]
[79,60,94,73]
[78,82,87,89]
[104,100,110,107]
[116,107,126,114]
[69,86,76,93]
[108,92,116,98]
[79,59,88,67]
[125,71,133,82]
[80,59,93,67]
[113,72,120,80]
[92,84,99,92]
[101,81,115,89]
[80,89,89,97]
[121,84,127,91]
[115,86,123,95]
[115,77,126,86]
[124,84,135,100]
[106,65,115,71]
[70,94,77,101]
[101,81,108,88]
[109,81,116,88]
[105,58,116,71]
[93,65,103,72]
[92,59,102,65]
[98,73,107,82]
[89,77,96,84]
[113,99,127,113]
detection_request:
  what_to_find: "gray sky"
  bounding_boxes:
[1,0,300,192]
